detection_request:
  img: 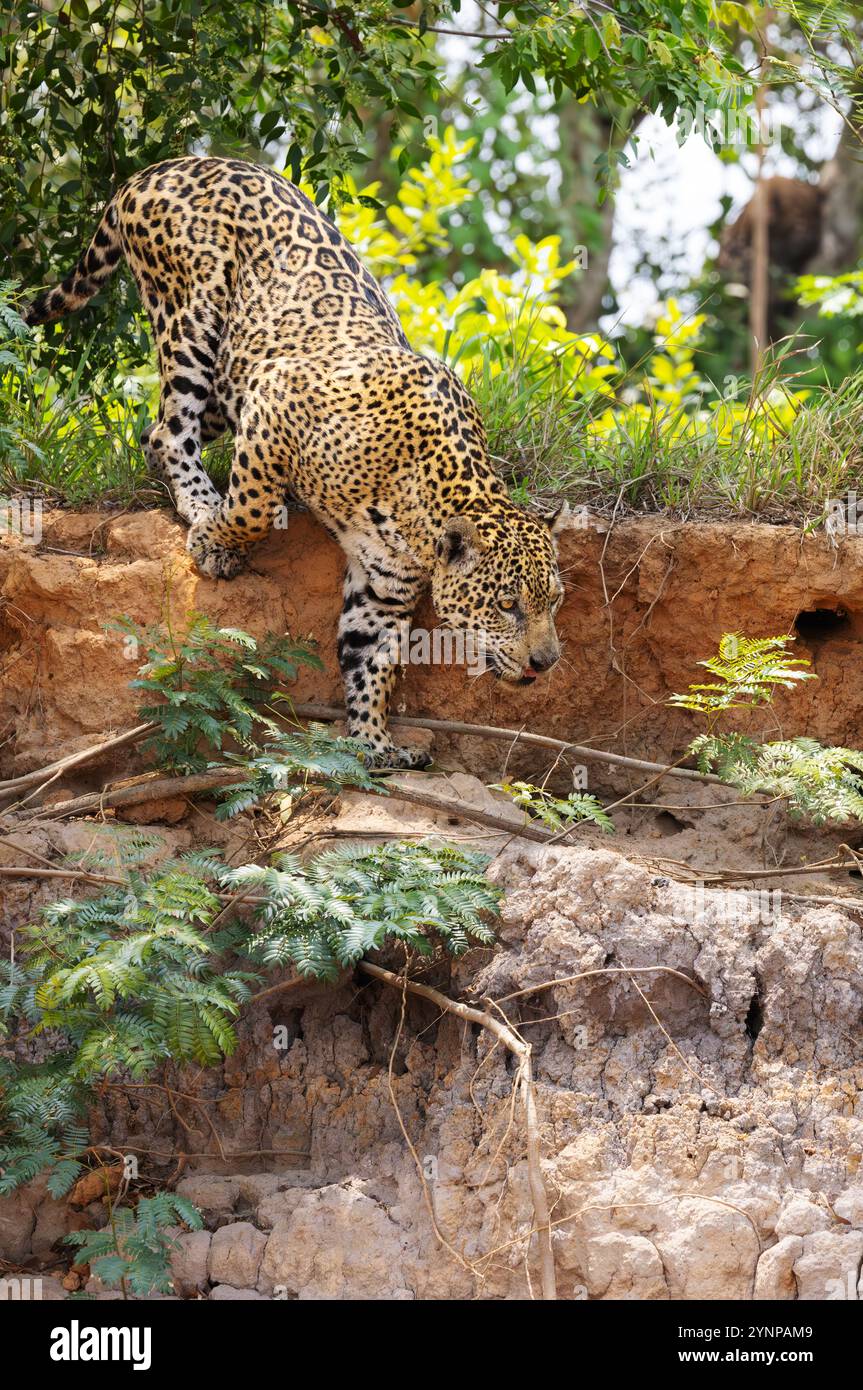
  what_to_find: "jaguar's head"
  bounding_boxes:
[430,502,569,684]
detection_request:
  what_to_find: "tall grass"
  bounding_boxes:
[0,285,157,506]
[470,335,863,524]
[0,370,154,506]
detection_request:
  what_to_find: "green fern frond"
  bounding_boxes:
[63,1193,202,1297]
[678,635,863,824]
[114,615,322,773]
[670,632,814,721]
[238,841,501,978]
[0,285,29,339]
[214,726,378,820]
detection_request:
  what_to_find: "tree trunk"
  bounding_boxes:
[556,100,619,332]
[556,101,643,333]
[809,98,863,274]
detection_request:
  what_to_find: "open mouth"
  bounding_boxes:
[488,657,537,685]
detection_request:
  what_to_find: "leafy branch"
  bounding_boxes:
[668,633,814,727]
[64,1193,203,1298]
[229,841,499,982]
[0,833,501,1291]
[113,614,323,773]
[214,726,380,820]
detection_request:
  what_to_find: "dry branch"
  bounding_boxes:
[0,722,157,798]
[32,768,240,819]
[20,766,559,844]
[291,703,723,785]
[0,704,722,807]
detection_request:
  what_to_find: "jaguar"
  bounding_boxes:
[26,156,568,767]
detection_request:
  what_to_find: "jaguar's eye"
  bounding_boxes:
[499,597,517,613]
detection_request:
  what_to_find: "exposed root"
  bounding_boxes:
[358,958,558,1300]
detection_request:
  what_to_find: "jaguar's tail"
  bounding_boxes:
[24,197,124,326]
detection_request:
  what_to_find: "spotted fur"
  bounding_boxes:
[25,156,567,767]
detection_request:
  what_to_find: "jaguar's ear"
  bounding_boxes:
[541,499,572,543]
[436,516,486,574]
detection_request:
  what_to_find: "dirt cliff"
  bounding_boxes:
[3,508,863,1301]
[3,507,863,775]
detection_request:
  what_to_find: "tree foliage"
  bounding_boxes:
[215,727,380,820]
[0,836,500,1201]
[3,0,756,381]
[690,732,863,824]
[230,840,499,980]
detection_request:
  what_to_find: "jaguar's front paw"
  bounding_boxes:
[186,521,248,580]
[363,742,433,771]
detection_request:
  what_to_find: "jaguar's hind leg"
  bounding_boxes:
[144,300,226,522]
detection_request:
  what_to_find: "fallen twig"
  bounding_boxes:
[382,780,550,842]
[250,975,317,1003]
[678,858,863,884]
[0,865,129,885]
[780,891,863,911]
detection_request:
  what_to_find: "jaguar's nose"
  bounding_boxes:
[528,648,559,673]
